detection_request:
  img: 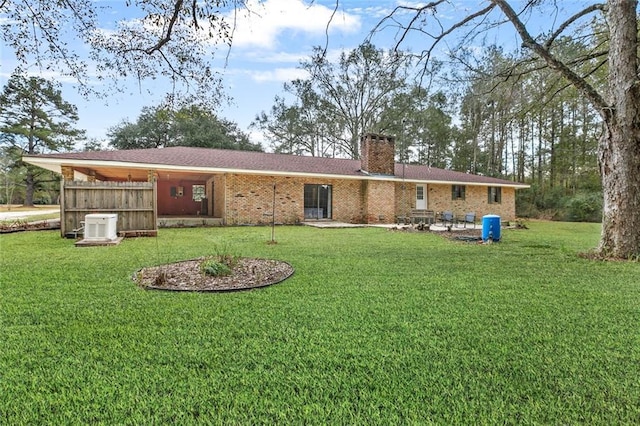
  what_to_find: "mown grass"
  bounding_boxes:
[1,222,639,424]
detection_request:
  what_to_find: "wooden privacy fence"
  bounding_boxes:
[61,181,157,237]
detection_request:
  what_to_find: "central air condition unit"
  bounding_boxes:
[84,214,118,241]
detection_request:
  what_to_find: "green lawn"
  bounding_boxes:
[1,222,639,424]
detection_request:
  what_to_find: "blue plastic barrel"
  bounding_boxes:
[482,215,501,242]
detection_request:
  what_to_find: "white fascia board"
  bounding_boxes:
[22,157,62,174]
[405,179,530,189]
[23,156,530,188]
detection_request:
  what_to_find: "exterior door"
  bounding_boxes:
[416,185,426,209]
[304,184,332,219]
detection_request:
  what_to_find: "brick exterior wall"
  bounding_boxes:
[217,173,517,225]
[360,134,395,175]
[222,174,367,225]
[394,182,516,222]
[363,180,396,223]
[394,182,414,218]
[61,166,74,181]
[212,175,226,219]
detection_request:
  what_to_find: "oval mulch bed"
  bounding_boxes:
[135,257,294,292]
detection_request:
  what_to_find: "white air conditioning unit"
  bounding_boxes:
[84,214,118,241]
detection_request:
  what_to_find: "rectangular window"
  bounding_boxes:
[488,187,502,204]
[192,184,205,202]
[304,184,332,219]
[451,185,466,200]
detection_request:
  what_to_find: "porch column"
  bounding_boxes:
[147,169,157,182]
[87,170,96,182]
[61,166,74,181]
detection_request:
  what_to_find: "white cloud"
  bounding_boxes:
[0,67,101,86]
[349,5,395,19]
[25,70,82,85]
[248,67,309,83]
[248,128,269,148]
[242,50,308,64]
[229,0,361,49]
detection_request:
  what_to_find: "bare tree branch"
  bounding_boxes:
[321,0,339,58]
[191,0,199,30]
[491,0,609,115]
[144,0,184,55]
[544,3,606,50]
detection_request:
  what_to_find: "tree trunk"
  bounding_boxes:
[24,170,35,206]
[599,122,640,258]
[598,0,640,258]
[491,0,640,258]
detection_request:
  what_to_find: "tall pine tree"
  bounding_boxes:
[0,73,84,205]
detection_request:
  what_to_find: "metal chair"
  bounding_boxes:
[461,212,476,228]
[440,211,455,226]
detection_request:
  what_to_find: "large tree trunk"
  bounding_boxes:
[598,0,640,258]
[24,169,35,207]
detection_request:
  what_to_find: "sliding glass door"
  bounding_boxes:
[304,184,332,219]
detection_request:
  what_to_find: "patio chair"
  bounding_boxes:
[439,211,455,226]
[461,212,476,228]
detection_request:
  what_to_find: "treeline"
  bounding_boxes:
[2,41,604,221]
[0,74,260,205]
[253,40,604,222]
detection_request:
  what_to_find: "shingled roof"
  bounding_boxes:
[24,146,528,188]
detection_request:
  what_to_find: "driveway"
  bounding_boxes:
[0,208,60,220]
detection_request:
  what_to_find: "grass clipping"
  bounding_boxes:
[135,257,294,292]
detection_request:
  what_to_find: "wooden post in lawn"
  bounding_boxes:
[271,182,276,244]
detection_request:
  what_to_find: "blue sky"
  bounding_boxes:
[1,0,598,149]
[2,0,398,146]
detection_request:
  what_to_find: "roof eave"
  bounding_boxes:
[404,178,530,189]
[22,155,530,188]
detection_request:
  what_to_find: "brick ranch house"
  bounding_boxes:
[23,133,528,231]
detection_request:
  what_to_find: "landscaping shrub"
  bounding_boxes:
[563,191,603,222]
[200,257,232,277]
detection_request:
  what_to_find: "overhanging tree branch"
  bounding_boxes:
[544,3,606,50]
[491,0,610,116]
[144,0,184,55]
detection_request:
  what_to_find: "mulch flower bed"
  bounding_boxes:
[135,257,294,292]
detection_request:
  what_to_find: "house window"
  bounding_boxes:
[304,184,332,219]
[192,184,205,202]
[451,185,466,200]
[488,187,502,204]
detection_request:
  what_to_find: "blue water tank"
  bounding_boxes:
[482,215,501,242]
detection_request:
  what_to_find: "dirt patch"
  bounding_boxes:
[135,257,294,292]
[389,224,483,240]
[441,228,483,240]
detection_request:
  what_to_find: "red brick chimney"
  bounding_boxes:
[360,133,396,175]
